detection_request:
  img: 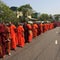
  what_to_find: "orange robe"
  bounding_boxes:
[0,24,4,57]
[17,25,25,47]
[32,24,38,37]
[0,24,7,57]
[44,24,47,32]
[23,23,28,43]
[5,26,11,54]
[47,23,50,31]
[15,29,18,46]
[46,23,49,31]
[40,23,44,33]
[49,23,54,30]
[27,24,33,42]
[37,24,40,35]
[49,23,51,30]
[9,24,16,50]
[51,23,54,29]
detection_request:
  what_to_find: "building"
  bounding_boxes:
[17,11,23,18]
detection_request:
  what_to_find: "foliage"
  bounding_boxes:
[10,6,17,11]
[31,13,38,19]
[18,4,33,22]
[39,13,50,21]
[1,0,58,23]
[0,0,18,24]
[18,4,32,11]
[54,14,60,21]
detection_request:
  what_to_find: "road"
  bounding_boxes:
[0,27,60,60]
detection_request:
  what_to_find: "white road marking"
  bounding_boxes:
[56,31,58,34]
[55,40,58,45]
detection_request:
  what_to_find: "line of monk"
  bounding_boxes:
[0,21,54,58]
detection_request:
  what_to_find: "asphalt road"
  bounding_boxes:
[1,27,60,60]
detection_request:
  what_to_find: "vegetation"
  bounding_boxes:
[0,0,19,24]
[39,14,49,21]
[18,4,33,22]
[0,0,60,23]
[54,14,60,21]
[10,6,17,11]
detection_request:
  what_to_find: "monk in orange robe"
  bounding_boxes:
[47,23,50,31]
[44,23,48,32]
[26,23,33,42]
[23,22,28,43]
[37,23,41,35]
[17,23,25,47]
[49,23,51,30]
[9,22,16,50]
[49,23,54,30]
[0,22,7,58]
[32,23,38,37]
[0,37,2,58]
[5,23,11,55]
[52,23,54,29]
[46,23,48,31]
[15,32,18,46]
[14,28,18,46]
[40,23,44,33]
[0,23,3,58]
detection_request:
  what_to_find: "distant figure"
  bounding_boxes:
[49,23,54,30]
[23,22,28,43]
[44,23,48,32]
[39,23,44,33]
[32,23,38,37]
[37,23,41,35]
[46,23,50,31]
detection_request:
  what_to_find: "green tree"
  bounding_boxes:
[39,13,50,21]
[54,14,60,21]
[0,0,18,24]
[32,12,38,19]
[10,6,17,11]
[18,4,33,22]
[48,14,54,22]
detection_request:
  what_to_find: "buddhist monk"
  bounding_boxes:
[9,22,16,50]
[52,23,54,29]
[26,23,33,42]
[0,23,3,58]
[44,23,47,32]
[49,23,54,30]
[17,23,25,47]
[23,22,28,43]
[32,22,38,38]
[47,23,50,31]
[15,31,18,46]
[5,23,11,55]
[37,23,41,35]
[0,22,7,58]
[0,37,2,58]
[39,23,44,33]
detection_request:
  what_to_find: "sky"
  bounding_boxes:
[1,0,60,15]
